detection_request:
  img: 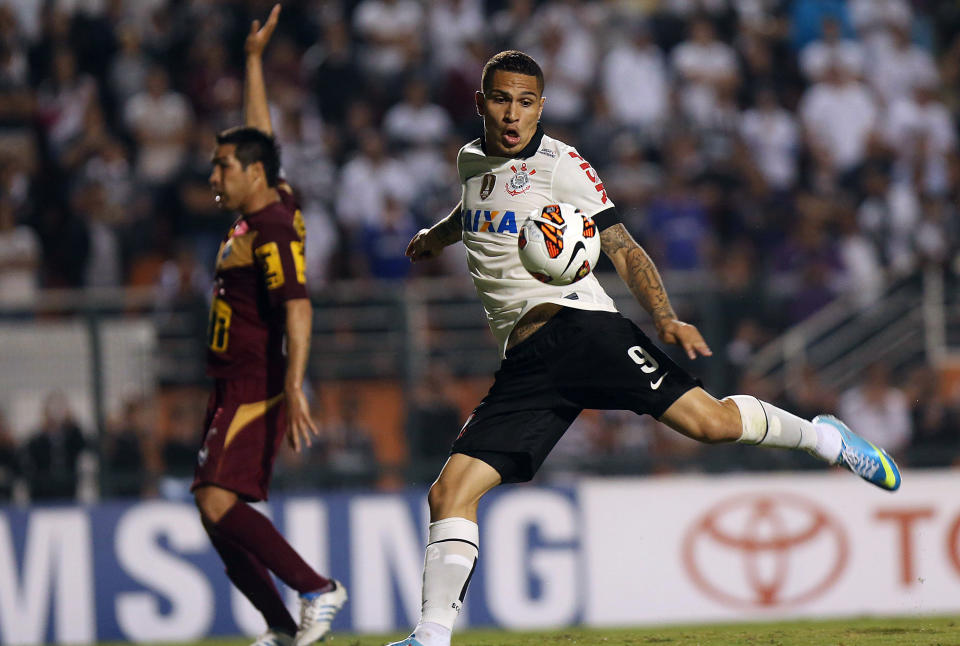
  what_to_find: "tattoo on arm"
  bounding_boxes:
[432,203,463,246]
[600,224,676,327]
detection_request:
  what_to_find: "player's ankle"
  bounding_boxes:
[812,420,843,464]
[412,622,451,646]
[301,579,336,599]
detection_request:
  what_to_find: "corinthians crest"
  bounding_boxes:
[506,163,536,196]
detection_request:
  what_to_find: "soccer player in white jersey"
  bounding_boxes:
[388,51,901,646]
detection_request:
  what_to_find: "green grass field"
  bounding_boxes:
[99,616,960,646]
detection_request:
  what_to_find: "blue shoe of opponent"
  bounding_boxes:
[813,414,901,491]
[384,637,426,646]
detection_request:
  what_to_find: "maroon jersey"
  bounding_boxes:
[206,185,308,379]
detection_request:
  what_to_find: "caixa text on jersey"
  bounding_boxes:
[462,209,519,234]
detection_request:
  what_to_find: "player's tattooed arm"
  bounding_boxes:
[601,223,712,359]
[243,4,280,135]
[601,223,676,327]
[431,203,465,246]
[406,201,463,261]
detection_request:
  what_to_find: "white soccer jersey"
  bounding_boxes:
[456,127,618,357]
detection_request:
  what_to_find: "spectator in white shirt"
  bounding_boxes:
[36,47,98,160]
[800,15,864,82]
[124,65,192,183]
[428,0,484,74]
[799,63,878,177]
[384,77,454,148]
[0,196,39,306]
[601,22,668,136]
[352,0,424,81]
[335,129,414,231]
[490,0,537,52]
[866,23,938,107]
[671,16,739,127]
[108,25,149,108]
[384,77,454,198]
[884,80,958,196]
[739,87,799,191]
[848,0,912,60]
[839,363,913,457]
[857,163,920,275]
[526,11,595,125]
[835,203,884,306]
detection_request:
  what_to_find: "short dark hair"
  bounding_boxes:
[215,126,281,187]
[481,50,544,94]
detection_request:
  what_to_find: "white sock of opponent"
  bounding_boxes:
[412,517,479,646]
[728,395,842,463]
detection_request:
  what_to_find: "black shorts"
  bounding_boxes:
[451,307,700,483]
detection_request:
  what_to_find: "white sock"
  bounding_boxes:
[419,517,479,639]
[728,395,819,452]
[813,421,843,464]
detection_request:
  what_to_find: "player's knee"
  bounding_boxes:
[692,399,742,444]
[427,478,451,515]
[427,476,477,518]
[194,486,237,523]
[705,397,744,442]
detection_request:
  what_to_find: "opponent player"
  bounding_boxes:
[192,6,346,646]
[389,50,901,646]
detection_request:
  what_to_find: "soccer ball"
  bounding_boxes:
[518,203,600,285]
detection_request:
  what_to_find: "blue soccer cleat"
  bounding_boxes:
[813,414,901,491]
[384,637,426,646]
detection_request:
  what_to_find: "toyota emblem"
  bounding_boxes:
[682,493,849,608]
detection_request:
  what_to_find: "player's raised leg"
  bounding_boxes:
[203,514,298,642]
[195,485,342,640]
[195,485,297,642]
[658,387,901,491]
[386,453,501,646]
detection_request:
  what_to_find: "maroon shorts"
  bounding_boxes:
[191,378,286,501]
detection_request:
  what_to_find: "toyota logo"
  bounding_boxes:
[682,493,848,608]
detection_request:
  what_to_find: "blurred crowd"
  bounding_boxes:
[0,0,958,305]
[1,0,960,501]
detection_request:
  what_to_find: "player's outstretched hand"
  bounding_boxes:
[657,319,712,360]
[246,3,281,58]
[406,228,444,262]
[284,387,319,453]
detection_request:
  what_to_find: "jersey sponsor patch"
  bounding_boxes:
[462,208,518,234]
[479,173,496,200]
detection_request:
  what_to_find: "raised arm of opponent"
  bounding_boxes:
[244,3,280,136]
[600,223,712,360]
[406,201,463,261]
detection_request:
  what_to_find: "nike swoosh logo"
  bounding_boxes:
[650,373,667,390]
[561,240,586,274]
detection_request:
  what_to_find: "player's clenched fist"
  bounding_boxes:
[406,228,444,261]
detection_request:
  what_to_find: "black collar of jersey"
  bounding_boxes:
[479,123,545,159]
